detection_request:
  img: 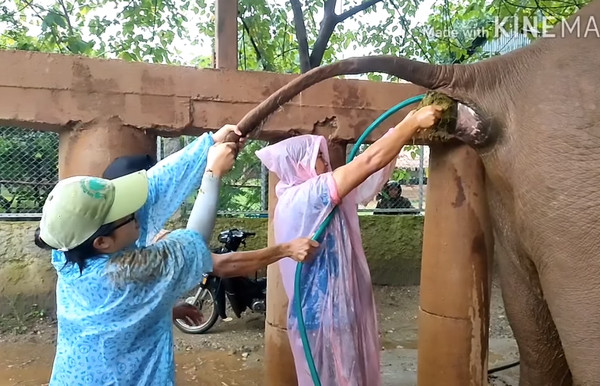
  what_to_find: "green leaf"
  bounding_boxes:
[119,51,137,61]
[42,12,64,31]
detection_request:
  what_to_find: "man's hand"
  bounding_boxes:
[213,124,245,143]
[396,105,443,133]
[172,303,204,325]
[285,238,320,263]
[207,143,237,177]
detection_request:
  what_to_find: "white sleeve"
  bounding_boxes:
[186,171,221,242]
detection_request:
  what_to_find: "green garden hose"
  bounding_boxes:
[293,94,426,386]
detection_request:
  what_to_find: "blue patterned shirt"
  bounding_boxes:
[49,133,214,385]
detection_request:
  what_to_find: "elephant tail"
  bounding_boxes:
[237,55,455,135]
[235,49,540,137]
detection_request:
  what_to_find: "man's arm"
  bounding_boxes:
[138,133,214,246]
[186,170,221,242]
[138,125,244,246]
[210,238,319,278]
[332,106,442,200]
[184,142,236,242]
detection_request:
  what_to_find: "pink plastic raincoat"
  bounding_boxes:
[256,134,395,386]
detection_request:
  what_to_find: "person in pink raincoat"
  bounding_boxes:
[256,105,442,386]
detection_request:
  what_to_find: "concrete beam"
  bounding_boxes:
[0,50,428,143]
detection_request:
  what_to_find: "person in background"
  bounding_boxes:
[256,105,442,386]
[35,137,319,385]
[374,181,416,215]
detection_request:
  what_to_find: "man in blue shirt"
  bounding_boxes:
[36,125,318,385]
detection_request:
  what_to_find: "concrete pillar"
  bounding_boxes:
[264,172,298,386]
[59,120,156,178]
[417,144,493,386]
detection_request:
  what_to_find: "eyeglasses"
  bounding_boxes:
[101,214,136,236]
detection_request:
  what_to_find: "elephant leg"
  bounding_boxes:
[539,255,600,385]
[496,245,572,385]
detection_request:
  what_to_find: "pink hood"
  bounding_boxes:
[256,134,332,197]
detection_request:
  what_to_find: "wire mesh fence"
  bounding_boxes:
[0,127,59,218]
[158,136,428,217]
[357,144,428,216]
[0,128,426,219]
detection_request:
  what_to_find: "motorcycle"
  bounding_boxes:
[173,228,267,334]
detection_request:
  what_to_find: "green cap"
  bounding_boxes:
[39,170,149,251]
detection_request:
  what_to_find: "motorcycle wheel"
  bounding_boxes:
[173,286,219,334]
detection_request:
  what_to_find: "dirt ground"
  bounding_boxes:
[0,282,519,386]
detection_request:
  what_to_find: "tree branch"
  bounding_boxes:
[151,0,158,50]
[308,0,339,70]
[452,34,488,64]
[56,0,73,35]
[308,19,335,69]
[309,0,383,69]
[20,0,72,54]
[240,17,274,72]
[289,0,311,73]
[389,0,433,63]
[324,0,337,16]
[280,9,287,63]
[336,0,383,23]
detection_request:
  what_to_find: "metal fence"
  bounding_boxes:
[0,127,58,218]
[158,136,428,217]
[356,144,428,216]
[0,127,427,219]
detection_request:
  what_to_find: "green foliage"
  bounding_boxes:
[218,140,267,212]
[175,139,267,216]
[1,0,589,67]
[0,0,193,63]
[398,0,592,65]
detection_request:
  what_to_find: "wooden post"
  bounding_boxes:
[215,0,238,70]
[264,172,298,386]
[417,144,493,386]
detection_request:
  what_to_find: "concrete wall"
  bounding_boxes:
[0,221,56,315]
[0,216,424,314]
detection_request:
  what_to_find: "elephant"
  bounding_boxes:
[231,2,600,385]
